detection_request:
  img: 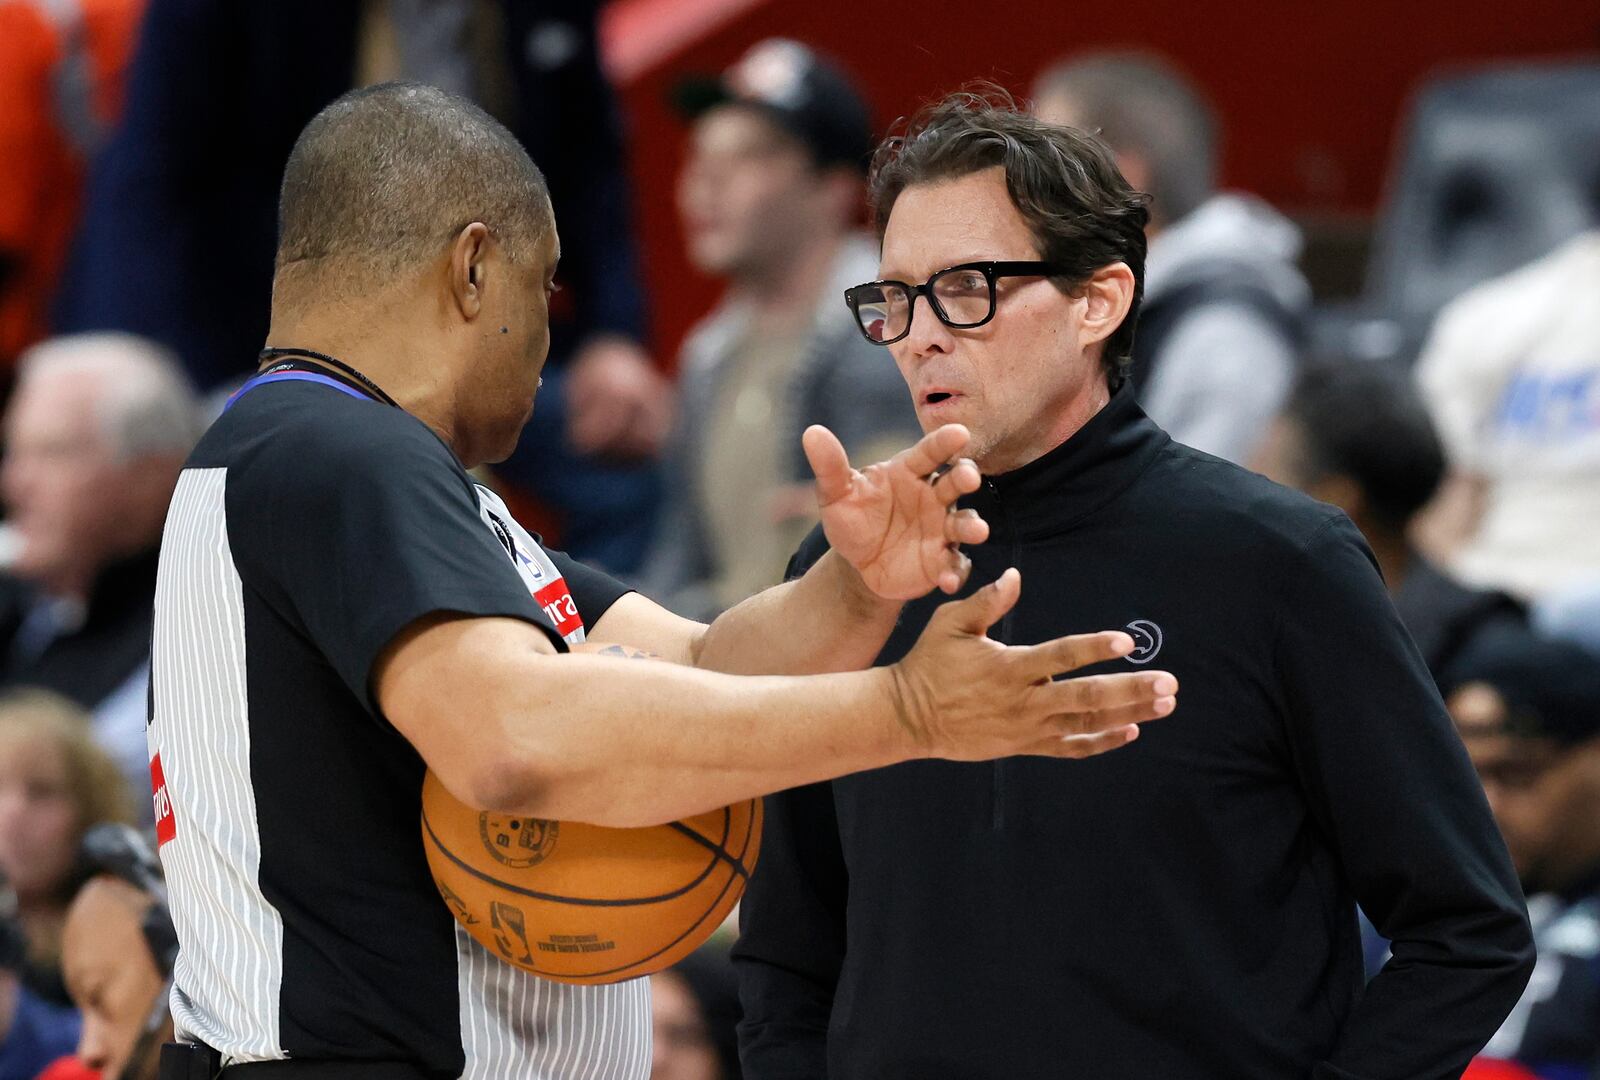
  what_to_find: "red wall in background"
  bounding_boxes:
[601,0,1600,371]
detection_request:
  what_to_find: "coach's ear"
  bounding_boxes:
[1077,262,1135,348]
[448,222,493,321]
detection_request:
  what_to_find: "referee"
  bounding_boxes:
[149,83,1176,1080]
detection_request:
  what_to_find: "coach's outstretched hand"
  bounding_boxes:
[805,423,989,600]
[890,568,1178,759]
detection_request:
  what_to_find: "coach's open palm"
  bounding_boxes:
[805,423,990,600]
[891,569,1179,760]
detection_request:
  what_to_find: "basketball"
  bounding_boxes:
[419,770,762,985]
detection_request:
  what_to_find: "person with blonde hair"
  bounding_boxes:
[0,688,132,1006]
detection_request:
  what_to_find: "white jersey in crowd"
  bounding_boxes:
[1417,230,1600,601]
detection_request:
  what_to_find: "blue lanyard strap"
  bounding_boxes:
[222,370,376,412]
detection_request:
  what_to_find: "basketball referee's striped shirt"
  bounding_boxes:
[149,369,648,1079]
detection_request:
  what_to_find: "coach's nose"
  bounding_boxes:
[897,293,956,364]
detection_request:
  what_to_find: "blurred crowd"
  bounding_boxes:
[0,1,1596,1078]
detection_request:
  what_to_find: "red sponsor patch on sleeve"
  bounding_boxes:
[150,752,176,846]
[533,579,583,640]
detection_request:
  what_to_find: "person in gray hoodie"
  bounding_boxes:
[641,41,920,619]
[1034,52,1309,464]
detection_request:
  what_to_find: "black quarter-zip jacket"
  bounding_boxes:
[734,383,1534,1080]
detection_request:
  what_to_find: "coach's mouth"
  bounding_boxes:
[920,389,961,410]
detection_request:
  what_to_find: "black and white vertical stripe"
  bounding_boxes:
[457,930,651,1079]
[153,466,652,1075]
[151,468,285,1062]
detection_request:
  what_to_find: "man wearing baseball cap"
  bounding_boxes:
[1446,632,1600,1077]
[640,40,920,619]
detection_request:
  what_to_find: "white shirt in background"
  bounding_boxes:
[1417,231,1600,601]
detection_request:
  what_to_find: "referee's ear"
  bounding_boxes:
[449,222,494,321]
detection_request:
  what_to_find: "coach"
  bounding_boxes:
[734,93,1535,1080]
[148,84,1175,1080]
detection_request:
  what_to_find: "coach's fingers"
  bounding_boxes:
[1032,670,1178,718]
[935,567,1020,635]
[945,507,989,547]
[1052,695,1177,738]
[894,424,972,479]
[930,457,981,504]
[1013,631,1136,683]
[803,425,854,507]
[1033,724,1143,760]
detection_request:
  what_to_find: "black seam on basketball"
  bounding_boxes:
[503,805,757,981]
[666,820,750,884]
[574,805,759,981]
[422,808,721,907]
[666,807,730,847]
[574,807,758,980]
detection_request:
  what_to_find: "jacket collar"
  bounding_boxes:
[961,379,1169,542]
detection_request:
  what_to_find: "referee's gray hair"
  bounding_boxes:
[1032,52,1218,226]
[275,82,552,292]
[17,333,203,461]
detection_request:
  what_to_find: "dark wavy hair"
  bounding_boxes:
[868,87,1150,376]
[1285,359,1446,533]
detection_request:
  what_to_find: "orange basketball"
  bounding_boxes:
[419,771,762,985]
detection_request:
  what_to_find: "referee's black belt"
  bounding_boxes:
[161,1042,434,1080]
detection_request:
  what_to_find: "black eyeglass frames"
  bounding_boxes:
[843,261,1067,345]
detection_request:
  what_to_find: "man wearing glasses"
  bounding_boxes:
[734,92,1535,1079]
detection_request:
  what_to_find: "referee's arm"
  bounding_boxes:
[587,545,898,676]
[375,580,1169,830]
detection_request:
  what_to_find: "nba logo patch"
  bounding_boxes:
[515,545,547,583]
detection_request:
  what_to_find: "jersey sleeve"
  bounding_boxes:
[227,406,559,717]
[545,548,633,629]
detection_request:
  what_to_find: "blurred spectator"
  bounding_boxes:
[1357,61,1600,366]
[1033,52,1308,464]
[54,0,664,571]
[641,40,919,618]
[0,0,146,369]
[56,878,164,1080]
[0,894,79,1080]
[1444,632,1600,1078]
[0,689,133,1009]
[0,334,198,801]
[1253,360,1525,682]
[1415,230,1600,624]
[52,825,175,1080]
[652,947,740,1080]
